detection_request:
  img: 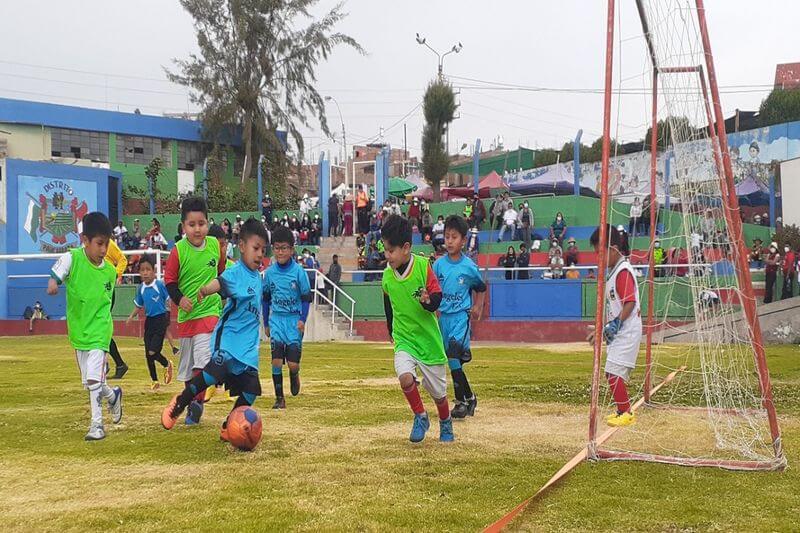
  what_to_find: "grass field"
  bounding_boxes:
[1,336,799,532]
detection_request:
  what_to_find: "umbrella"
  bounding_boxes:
[388,176,417,198]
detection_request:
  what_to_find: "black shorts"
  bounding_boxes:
[203,351,262,398]
[144,313,169,354]
[270,340,302,364]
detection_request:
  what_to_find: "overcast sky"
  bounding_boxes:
[1,0,797,164]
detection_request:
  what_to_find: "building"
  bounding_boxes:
[775,62,800,90]
[348,144,417,187]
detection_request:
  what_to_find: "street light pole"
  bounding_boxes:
[415,33,462,80]
[325,95,347,196]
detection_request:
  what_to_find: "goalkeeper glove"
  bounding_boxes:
[603,317,623,344]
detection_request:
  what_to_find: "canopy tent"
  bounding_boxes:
[507,163,597,197]
[478,170,508,191]
[388,176,417,198]
[407,174,433,201]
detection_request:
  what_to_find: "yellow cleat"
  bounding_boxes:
[607,412,636,427]
[204,386,216,402]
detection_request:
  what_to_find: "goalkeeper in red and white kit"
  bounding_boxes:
[587,224,642,427]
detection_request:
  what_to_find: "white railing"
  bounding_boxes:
[0,248,170,281]
[304,269,355,334]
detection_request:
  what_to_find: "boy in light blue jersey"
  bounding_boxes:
[263,225,312,410]
[161,219,269,441]
[433,215,486,419]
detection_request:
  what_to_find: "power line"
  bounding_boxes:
[0,88,193,114]
[0,71,190,97]
[0,59,180,84]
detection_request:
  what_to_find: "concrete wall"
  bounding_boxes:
[0,123,51,161]
[781,157,800,228]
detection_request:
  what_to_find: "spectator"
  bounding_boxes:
[518,201,534,250]
[299,193,312,217]
[516,243,530,280]
[174,222,184,244]
[310,213,321,245]
[326,254,342,299]
[586,268,597,279]
[545,247,564,279]
[782,243,796,299]
[364,244,381,281]
[564,237,579,267]
[764,242,780,303]
[343,194,354,236]
[420,203,434,242]
[641,195,653,236]
[299,214,311,244]
[497,203,518,242]
[232,215,243,245]
[753,214,762,226]
[366,214,381,249]
[262,192,273,221]
[652,238,665,277]
[356,186,369,234]
[432,215,446,249]
[503,246,516,280]
[472,193,486,228]
[548,239,563,259]
[463,198,474,221]
[490,194,504,230]
[701,209,716,246]
[616,224,629,253]
[761,212,770,227]
[550,212,567,245]
[381,199,393,220]
[328,194,340,237]
[750,238,764,268]
[114,221,128,244]
[407,198,421,229]
[221,218,231,240]
[28,300,47,333]
[629,197,642,237]
[132,218,142,244]
[389,198,402,217]
[289,215,299,231]
[466,226,480,260]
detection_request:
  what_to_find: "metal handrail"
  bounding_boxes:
[2,248,169,280]
[304,268,355,334]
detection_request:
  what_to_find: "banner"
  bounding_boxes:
[17,176,97,253]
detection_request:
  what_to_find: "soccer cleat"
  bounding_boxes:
[409,413,430,443]
[439,417,455,442]
[606,412,636,427]
[272,397,286,410]
[185,400,204,425]
[220,420,230,442]
[84,424,106,441]
[465,395,478,417]
[171,346,179,356]
[110,364,128,380]
[204,386,216,402]
[451,401,470,419]
[108,386,123,424]
[290,372,301,396]
[161,395,181,429]
[151,381,161,392]
[163,360,174,385]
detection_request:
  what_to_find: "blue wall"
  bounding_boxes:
[490,279,583,319]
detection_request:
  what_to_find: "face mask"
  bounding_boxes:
[524,203,528,208]
[785,247,790,253]
[557,216,562,221]
[655,242,661,247]
[770,247,777,252]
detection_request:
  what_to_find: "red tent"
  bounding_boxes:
[478,170,508,191]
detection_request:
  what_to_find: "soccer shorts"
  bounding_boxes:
[270,340,302,364]
[203,350,262,398]
[394,351,447,400]
[75,349,107,388]
[178,333,212,382]
[439,311,472,362]
[143,313,169,355]
[604,360,633,382]
[269,313,303,347]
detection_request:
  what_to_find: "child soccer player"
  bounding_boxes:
[205,223,235,401]
[161,219,269,438]
[434,215,486,419]
[381,215,454,442]
[263,225,311,409]
[164,197,226,425]
[47,212,123,441]
[587,224,642,427]
[125,255,175,391]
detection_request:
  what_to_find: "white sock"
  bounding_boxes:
[88,384,104,427]
[101,383,116,402]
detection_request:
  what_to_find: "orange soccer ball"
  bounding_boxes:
[226,406,263,451]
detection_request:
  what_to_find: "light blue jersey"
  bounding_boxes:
[263,260,311,347]
[434,254,485,315]
[212,261,265,369]
[134,279,169,317]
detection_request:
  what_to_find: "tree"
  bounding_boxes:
[422,80,457,201]
[643,117,695,150]
[759,88,800,127]
[169,0,364,192]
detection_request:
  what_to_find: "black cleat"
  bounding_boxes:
[466,395,478,416]
[110,364,128,380]
[290,372,301,396]
[452,401,469,419]
[272,397,286,409]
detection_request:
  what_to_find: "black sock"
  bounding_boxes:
[450,368,473,402]
[109,338,126,368]
[176,373,211,413]
[272,368,284,398]
[233,395,251,409]
[145,353,159,382]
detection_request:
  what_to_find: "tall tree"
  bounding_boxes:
[169,0,364,192]
[422,80,457,201]
[759,88,800,127]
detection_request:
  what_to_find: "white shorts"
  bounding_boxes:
[178,333,212,382]
[605,360,633,381]
[75,349,107,388]
[394,351,447,400]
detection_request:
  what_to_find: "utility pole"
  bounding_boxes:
[403,123,408,176]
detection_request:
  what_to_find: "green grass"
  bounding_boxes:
[0,337,799,531]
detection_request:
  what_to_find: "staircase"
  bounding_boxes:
[304,300,363,341]
[316,236,360,282]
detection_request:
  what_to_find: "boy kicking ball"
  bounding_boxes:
[381,215,454,443]
[47,212,123,441]
[587,224,642,427]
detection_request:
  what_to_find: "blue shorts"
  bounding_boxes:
[269,313,303,347]
[439,311,471,357]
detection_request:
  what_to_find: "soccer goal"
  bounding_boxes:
[589,0,786,471]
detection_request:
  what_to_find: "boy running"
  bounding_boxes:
[162,219,269,439]
[125,255,175,391]
[381,215,454,443]
[263,225,311,409]
[47,212,123,441]
[587,224,642,427]
[434,215,486,419]
[164,197,226,424]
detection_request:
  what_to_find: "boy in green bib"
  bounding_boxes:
[164,198,226,425]
[47,212,123,441]
[381,215,454,443]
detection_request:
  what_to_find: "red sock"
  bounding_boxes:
[191,369,205,403]
[435,397,450,421]
[402,383,425,415]
[607,373,631,413]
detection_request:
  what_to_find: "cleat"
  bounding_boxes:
[171,346,180,356]
[466,396,477,417]
[204,386,216,402]
[290,372,301,396]
[163,360,174,385]
[451,401,469,419]
[151,381,161,392]
[607,412,636,427]
[84,424,105,441]
[272,397,286,410]
[110,364,128,380]
[409,413,430,443]
[108,386,123,424]
[185,400,204,425]
[439,417,455,442]
[161,395,181,429]
[220,420,230,442]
